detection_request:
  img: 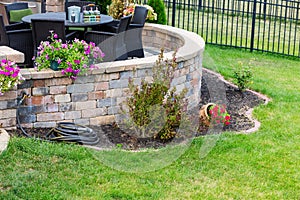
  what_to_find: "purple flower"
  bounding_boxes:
[54,33,58,38]
[73,69,80,74]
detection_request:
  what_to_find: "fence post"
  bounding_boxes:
[263,0,267,20]
[250,0,257,52]
[172,0,176,27]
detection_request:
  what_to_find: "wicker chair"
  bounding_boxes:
[84,15,132,62]
[0,15,34,67]
[31,19,78,56]
[4,2,31,24]
[0,15,9,45]
[98,6,148,58]
[126,6,148,58]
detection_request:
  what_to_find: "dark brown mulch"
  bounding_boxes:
[8,69,267,150]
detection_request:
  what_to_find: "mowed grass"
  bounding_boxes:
[0,45,299,199]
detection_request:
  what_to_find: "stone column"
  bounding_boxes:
[46,0,64,12]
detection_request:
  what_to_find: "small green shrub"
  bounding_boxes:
[125,49,187,140]
[233,61,253,91]
[147,0,167,25]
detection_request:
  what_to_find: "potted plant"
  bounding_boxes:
[0,59,24,96]
[199,103,230,127]
[33,31,105,80]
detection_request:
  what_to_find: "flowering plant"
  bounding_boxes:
[0,59,24,95]
[123,3,157,21]
[208,104,230,126]
[33,31,105,80]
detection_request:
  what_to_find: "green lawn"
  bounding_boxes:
[0,45,299,199]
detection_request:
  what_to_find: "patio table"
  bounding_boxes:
[22,12,113,28]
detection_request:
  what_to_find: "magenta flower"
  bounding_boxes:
[0,59,23,95]
[66,67,73,73]
[73,69,80,74]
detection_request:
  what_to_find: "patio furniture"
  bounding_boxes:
[84,15,132,62]
[126,6,148,58]
[97,6,148,58]
[5,2,32,24]
[31,19,78,56]
[0,15,9,45]
[0,14,33,67]
[22,12,113,29]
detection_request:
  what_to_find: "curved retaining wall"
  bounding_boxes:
[0,23,205,129]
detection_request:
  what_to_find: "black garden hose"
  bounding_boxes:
[45,122,100,145]
[16,92,99,145]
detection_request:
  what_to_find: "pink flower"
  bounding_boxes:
[61,44,68,49]
[66,67,73,73]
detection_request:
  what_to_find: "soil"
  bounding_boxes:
[8,69,268,150]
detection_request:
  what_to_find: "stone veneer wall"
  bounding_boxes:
[0,23,205,129]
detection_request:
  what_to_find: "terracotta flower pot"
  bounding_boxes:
[199,103,216,126]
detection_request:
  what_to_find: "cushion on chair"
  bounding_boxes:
[9,8,33,23]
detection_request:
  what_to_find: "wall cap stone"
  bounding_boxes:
[20,23,205,78]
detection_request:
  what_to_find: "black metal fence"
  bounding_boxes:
[162,0,300,58]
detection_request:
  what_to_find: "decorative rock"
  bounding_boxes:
[0,128,10,154]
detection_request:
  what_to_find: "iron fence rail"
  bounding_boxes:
[161,0,300,57]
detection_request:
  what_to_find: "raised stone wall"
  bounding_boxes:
[0,23,205,129]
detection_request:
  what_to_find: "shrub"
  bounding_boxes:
[125,49,187,140]
[107,0,124,19]
[233,61,253,91]
[123,3,157,21]
[147,0,167,24]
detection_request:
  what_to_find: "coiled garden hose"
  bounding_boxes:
[16,92,99,145]
[45,122,100,145]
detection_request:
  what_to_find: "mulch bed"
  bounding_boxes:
[8,69,268,150]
